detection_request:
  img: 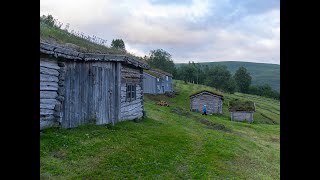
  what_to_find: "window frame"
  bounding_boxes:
[126,84,136,102]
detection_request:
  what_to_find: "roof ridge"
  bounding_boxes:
[40,42,150,69]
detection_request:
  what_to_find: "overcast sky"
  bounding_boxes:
[40,0,280,64]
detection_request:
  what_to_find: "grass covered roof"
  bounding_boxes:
[228,99,255,112]
[189,90,224,98]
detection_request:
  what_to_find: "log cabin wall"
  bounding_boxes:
[120,65,144,121]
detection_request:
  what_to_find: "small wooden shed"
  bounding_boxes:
[143,69,173,94]
[229,99,256,123]
[189,90,224,115]
[40,42,149,130]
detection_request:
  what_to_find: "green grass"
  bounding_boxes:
[176,61,280,92]
[40,80,280,179]
[40,23,127,55]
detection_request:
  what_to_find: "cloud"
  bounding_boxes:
[40,0,280,64]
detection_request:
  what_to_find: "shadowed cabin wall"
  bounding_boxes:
[40,57,65,130]
[120,65,144,121]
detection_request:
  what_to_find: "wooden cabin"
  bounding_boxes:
[228,99,255,123]
[40,42,149,130]
[143,69,173,94]
[189,90,224,115]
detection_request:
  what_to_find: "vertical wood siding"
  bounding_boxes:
[62,61,120,128]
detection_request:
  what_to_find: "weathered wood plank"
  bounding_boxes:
[40,91,58,99]
[40,108,55,115]
[40,60,60,70]
[40,81,59,87]
[40,67,59,76]
[40,74,59,82]
[40,99,59,105]
[40,85,58,91]
[40,104,55,109]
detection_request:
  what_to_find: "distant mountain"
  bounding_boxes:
[175,61,280,92]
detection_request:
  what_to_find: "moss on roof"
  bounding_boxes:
[144,69,163,78]
[40,22,149,66]
[228,99,255,112]
[149,68,173,76]
[189,90,224,98]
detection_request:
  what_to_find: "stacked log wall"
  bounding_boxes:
[120,65,144,120]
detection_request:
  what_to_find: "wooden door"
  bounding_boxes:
[92,66,113,125]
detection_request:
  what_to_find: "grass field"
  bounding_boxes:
[40,80,280,179]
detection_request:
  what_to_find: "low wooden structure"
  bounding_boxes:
[143,69,173,94]
[189,90,224,115]
[228,99,256,123]
[40,42,149,130]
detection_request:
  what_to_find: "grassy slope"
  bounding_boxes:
[175,61,280,92]
[40,80,280,179]
[40,23,130,56]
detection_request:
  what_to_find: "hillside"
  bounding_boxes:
[175,61,280,92]
[40,80,280,179]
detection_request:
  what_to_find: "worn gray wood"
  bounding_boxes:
[40,74,59,82]
[190,92,223,115]
[40,108,55,115]
[40,91,58,99]
[40,67,59,76]
[40,42,150,69]
[40,85,58,91]
[40,48,146,129]
[40,60,60,70]
[231,112,254,123]
[40,99,59,105]
[40,103,55,109]
[120,65,144,120]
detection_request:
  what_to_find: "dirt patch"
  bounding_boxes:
[165,91,179,98]
[51,150,67,160]
[170,107,191,116]
[199,118,231,132]
[269,137,280,143]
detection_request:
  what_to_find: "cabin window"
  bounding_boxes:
[157,78,159,82]
[126,84,136,102]
[157,85,160,90]
[166,76,168,81]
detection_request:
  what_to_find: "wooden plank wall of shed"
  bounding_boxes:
[143,73,157,94]
[62,61,120,128]
[231,112,253,122]
[190,94,223,114]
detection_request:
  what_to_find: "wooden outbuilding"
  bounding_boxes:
[143,69,173,94]
[228,99,256,123]
[40,42,149,130]
[189,90,224,115]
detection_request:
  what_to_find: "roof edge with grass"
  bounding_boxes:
[144,69,172,78]
[148,68,173,77]
[228,99,255,112]
[40,41,150,69]
[189,90,224,98]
